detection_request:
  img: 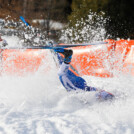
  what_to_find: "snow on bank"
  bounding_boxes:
[0,36,134,134]
[32,19,65,30]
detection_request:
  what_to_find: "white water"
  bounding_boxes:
[0,36,134,134]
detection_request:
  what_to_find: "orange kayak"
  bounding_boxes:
[70,39,134,77]
[0,39,134,77]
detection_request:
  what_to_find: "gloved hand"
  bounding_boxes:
[96,90,114,100]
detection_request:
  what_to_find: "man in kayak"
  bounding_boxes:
[54,48,114,100]
[0,34,8,47]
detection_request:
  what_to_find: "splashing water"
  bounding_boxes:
[0,55,134,133]
[60,12,108,44]
[0,18,134,133]
[0,19,47,46]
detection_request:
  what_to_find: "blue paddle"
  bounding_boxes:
[20,16,30,26]
[1,42,108,49]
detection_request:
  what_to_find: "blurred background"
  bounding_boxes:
[0,0,134,43]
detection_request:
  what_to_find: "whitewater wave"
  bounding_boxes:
[0,36,134,134]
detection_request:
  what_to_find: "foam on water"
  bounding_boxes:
[0,37,134,133]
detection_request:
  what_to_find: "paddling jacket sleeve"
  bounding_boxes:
[58,62,97,92]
